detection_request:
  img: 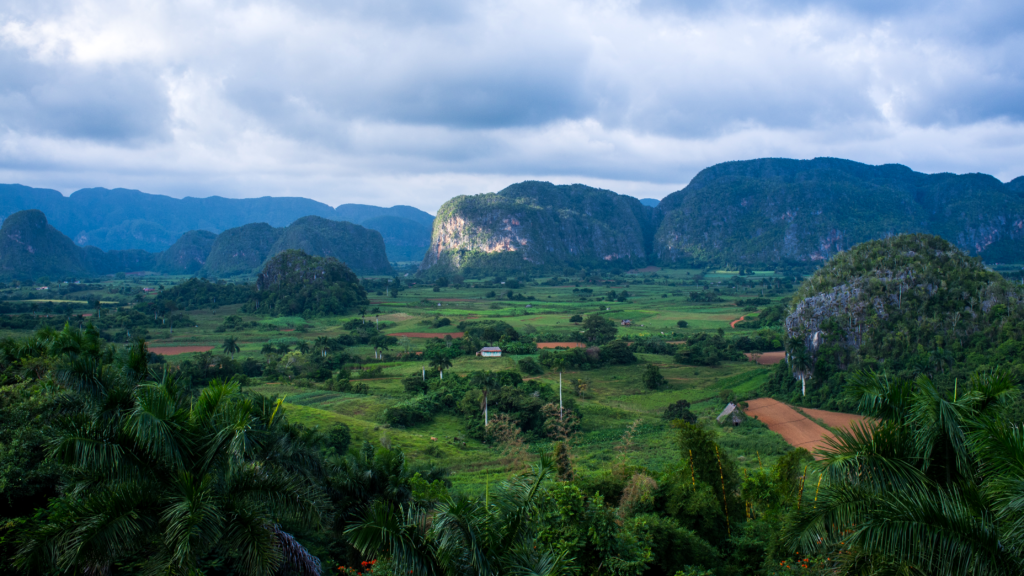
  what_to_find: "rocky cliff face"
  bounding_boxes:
[421,181,656,274]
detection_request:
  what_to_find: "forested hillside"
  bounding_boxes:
[764,233,1024,409]
[655,158,1024,266]
[422,181,657,275]
[202,217,392,277]
[0,183,433,257]
[421,158,1024,275]
[0,210,392,281]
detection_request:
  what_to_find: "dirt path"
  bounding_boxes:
[730,315,747,328]
[389,332,465,339]
[744,398,838,456]
[744,351,786,365]
[536,342,585,349]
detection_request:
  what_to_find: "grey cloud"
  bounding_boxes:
[0,0,1023,207]
[0,49,170,142]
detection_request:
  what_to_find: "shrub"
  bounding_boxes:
[383,396,438,427]
[641,363,667,390]
[601,340,637,365]
[581,314,618,345]
[324,424,351,455]
[677,320,688,328]
[663,400,697,424]
[569,314,583,323]
[403,372,429,394]
[518,357,545,376]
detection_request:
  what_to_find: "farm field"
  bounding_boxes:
[0,267,811,489]
[743,397,869,456]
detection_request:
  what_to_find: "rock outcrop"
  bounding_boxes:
[421,181,656,274]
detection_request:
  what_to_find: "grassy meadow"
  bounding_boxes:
[0,268,797,490]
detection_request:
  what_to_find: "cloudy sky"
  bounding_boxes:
[1,0,1022,212]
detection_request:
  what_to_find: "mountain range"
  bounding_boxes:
[420,157,1024,274]
[0,211,392,281]
[0,185,434,263]
[4,157,1023,280]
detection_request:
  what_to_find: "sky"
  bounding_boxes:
[1,0,1023,213]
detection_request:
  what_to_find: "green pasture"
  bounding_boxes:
[0,268,799,489]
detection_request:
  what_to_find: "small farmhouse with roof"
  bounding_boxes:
[477,347,502,357]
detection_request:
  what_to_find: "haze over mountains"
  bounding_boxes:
[0,185,434,263]
[0,211,392,281]
[3,157,1023,281]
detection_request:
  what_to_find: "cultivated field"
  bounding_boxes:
[0,268,814,488]
[744,397,868,456]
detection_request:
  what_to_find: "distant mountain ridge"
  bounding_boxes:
[0,184,433,261]
[0,210,157,281]
[421,158,1024,273]
[0,211,393,281]
[655,158,1024,265]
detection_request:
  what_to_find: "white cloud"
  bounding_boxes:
[0,0,1022,211]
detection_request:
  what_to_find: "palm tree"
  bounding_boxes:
[345,456,570,576]
[785,370,1024,575]
[261,343,275,355]
[296,340,311,354]
[314,336,332,358]
[551,357,567,421]
[15,372,328,576]
[429,355,453,380]
[222,336,240,356]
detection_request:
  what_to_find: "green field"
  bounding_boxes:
[0,268,797,489]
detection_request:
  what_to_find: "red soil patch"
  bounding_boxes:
[150,346,214,356]
[744,398,835,456]
[744,351,786,365]
[280,328,295,332]
[730,315,747,328]
[389,332,465,339]
[536,342,585,349]
[429,298,477,302]
[802,407,872,431]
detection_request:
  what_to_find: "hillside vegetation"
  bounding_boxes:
[422,181,656,275]
[0,210,392,281]
[765,233,1024,409]
[245,250,369,317]
[0,183,433,254]
[422,158,1024,275]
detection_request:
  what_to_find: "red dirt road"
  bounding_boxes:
[744,351,786,365]
[389,332,465,339]
[730,315,747,328]
[536,342,585,349]
[150,346,214,356]
[744,398,838,456]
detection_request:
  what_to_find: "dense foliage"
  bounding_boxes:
[766,234,1024,409]
[245,250,369,318]
[656,157,1024,267]
[786,370,1024,574]
[147,277,253,310]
